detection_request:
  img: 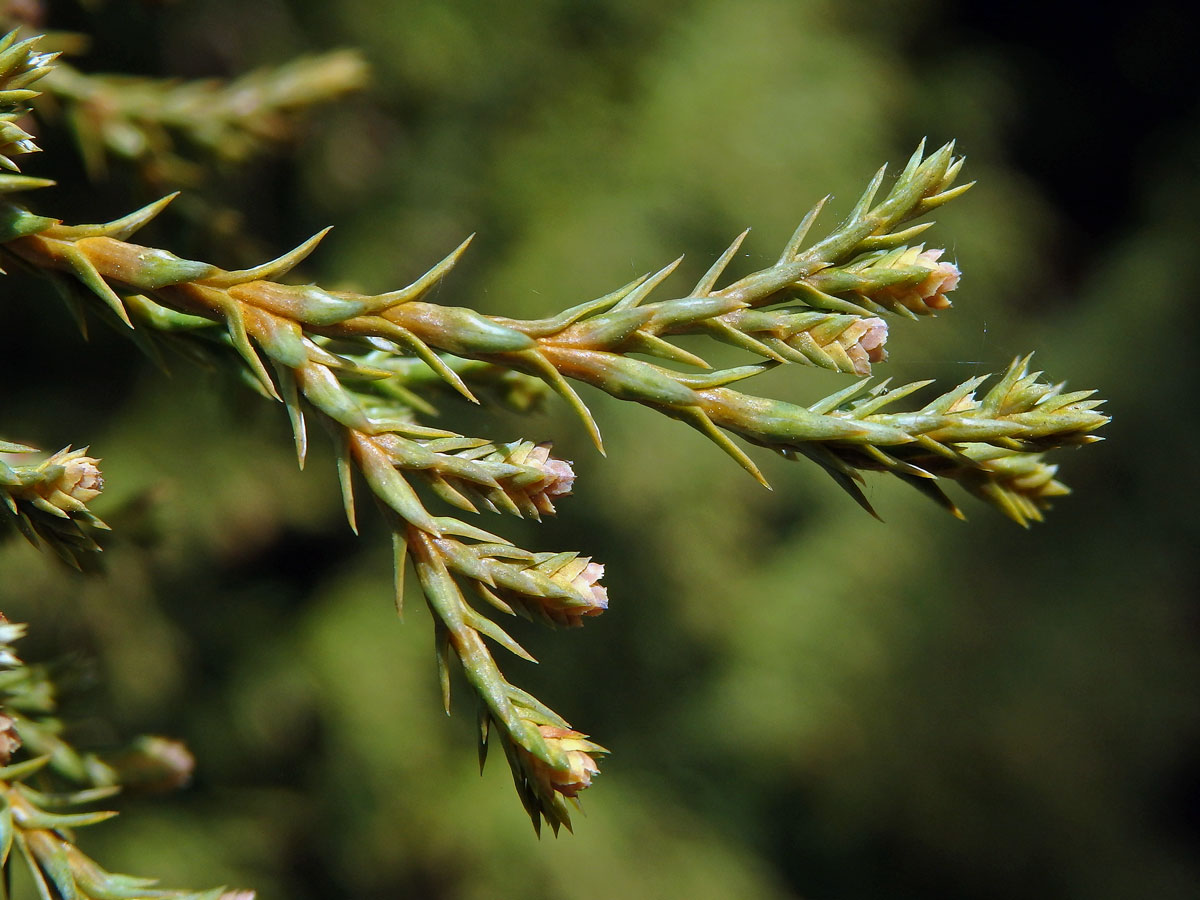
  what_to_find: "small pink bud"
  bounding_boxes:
[572,561,608,614]
[58,454,104,503]
[858,317,888,358]
[526,442,575,498]
[527,725,604,799]
[842,316,889,376]
[14,448,105,513]
[912,249,960,310]
[869,247,960,314]
[520,442,576,516]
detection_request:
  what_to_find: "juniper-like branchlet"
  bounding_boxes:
[41,48,369,184]
[0,28,1109,836]
[1,441,108,569]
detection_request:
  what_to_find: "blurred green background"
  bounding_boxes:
[3,1,1199,898]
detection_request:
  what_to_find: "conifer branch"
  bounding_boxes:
[407,526,606,835]
[41,50,369,182]
[0,616,252,899]
[0,142,1099,524]
[0,24,1110,835]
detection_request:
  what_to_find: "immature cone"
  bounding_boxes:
[571,561,608,616]
[843,316,888,376]
[806,245,961,317]
[521,442,575,503]
[490,553,608,627]
[522,725,603,799]
[52,448,104,503]
[11,447,104,512]
[878,247,960,312]
[490,441,575,516]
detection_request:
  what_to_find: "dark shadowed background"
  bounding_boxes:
[3,1,1199,898]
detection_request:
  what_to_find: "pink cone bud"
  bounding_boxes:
[912,249,960,310]
[57,453,104,503]
[526,725,603,799]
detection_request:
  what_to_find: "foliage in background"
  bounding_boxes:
[1,2,1197,899]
